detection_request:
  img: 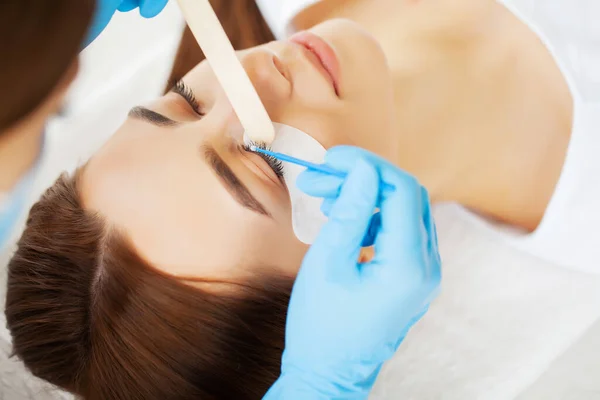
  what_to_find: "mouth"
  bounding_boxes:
[289,31,341,96]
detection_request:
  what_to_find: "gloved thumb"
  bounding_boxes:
[119,0,169,17]
[306,158,379,283]
[139,0,169,17]
[118,0,138,12]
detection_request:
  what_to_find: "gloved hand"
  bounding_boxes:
[117,0,170,16]
[84,0,169,47]
[264,146,441,399]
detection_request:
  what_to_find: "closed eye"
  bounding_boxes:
[242,142,285,179]
[171,80,204,117]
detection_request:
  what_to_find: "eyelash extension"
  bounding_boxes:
[243,141,285,179]
[173,80,204,116]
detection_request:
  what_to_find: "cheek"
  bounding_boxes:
[274,107,352,149]
[267,233,309,276]
[246,217,309,276]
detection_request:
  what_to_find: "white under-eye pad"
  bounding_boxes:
[270,123,328,244]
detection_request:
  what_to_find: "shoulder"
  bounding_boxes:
[499,0,600,102]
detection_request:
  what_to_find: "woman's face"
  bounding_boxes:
[82,20,396,281]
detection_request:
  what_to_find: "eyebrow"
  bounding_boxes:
[128,106,179,127]
[128,83,200,127]
[202,145,271,217]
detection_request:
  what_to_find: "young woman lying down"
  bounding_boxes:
[6,0,575,398]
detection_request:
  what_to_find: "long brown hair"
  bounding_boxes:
[0,1,95,132]
[6,170,294,399]
[5,2,292,398]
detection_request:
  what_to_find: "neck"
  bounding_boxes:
[296,0,573,230]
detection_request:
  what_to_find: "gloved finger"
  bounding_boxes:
[297,169,343,198]
[326,146,419,195]
[320,198,335,216]
[323,146,406,182]
[306,158,379,283]
[393,305,430,350]
[362,212,382,248]
[296,146,372,197]
[325,145,430,260]
[374,176,424,265]
[410,304,430,327]
[425,190,441,269]
[84,0,122,47]
[421,186,442,287]
[297,145,398,198]
[321,202,380,247]
[117,0,139,12]
[139,0,169,18]
[324,146,367,171]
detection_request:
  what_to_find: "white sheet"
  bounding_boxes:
[370,204,600,399]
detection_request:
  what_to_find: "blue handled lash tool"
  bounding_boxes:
[249,146,394,191]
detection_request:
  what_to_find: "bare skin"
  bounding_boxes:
[295,0,573,230]
[82,5,573,281]
[83,21,394,279]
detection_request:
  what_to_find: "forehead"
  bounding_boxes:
[80,118,262,279]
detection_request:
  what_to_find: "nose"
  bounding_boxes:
[237,47,292,118]
[207,46,293,144]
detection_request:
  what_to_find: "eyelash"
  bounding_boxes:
[242,141,285,178]
[171,81,283,178]
[173,80,204,116]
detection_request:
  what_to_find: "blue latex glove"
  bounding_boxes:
[84,0,169,47]
[264,146,441,399]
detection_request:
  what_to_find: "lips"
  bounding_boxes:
[289,31,341,96]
